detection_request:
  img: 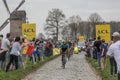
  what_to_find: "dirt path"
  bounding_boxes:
[23,52,100,80]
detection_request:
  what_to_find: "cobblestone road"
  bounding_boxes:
[23,52,100,80]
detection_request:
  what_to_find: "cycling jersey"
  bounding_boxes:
[60,44,69,52]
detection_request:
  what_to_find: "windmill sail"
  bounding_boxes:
[0,0,25,31]
[2,0,10,14]
[11,0,25,13]
[0,18,9,31]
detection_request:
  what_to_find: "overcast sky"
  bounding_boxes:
[0,0,120,36]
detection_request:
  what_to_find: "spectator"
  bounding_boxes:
[21,38,28,69]
[1,33,11,70]
[92,38,97,59]
[85,42,90,57]
[49,41,53,57]
[0,49,8,70]
[101,39,107,70]
[107,36,117,77]
[45,41,50,57]
[27,41,35,64]
[39,41,45,61]
[0,35,3,49]
[94,36,102,68]
[107,32,120,79]
[6,37,21,72]
[0,35,7,70]
[33,48,40,62]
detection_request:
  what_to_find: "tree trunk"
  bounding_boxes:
[56,27,59,41]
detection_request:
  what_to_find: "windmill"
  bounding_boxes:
[0,0,25,31]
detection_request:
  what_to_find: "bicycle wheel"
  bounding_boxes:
[62,55,66,69]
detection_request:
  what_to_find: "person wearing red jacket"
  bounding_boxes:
[27,41,35,64]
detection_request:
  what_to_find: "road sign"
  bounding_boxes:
[22,24,36,40]
[96,24,111,43]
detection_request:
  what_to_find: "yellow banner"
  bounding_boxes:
[53,48,60,56]
[96,24,111,43]
[79,36,84,42]
[22,24,36,40]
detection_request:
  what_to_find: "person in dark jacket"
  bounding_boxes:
[94,36,102,68]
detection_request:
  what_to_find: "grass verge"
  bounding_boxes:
[0,55,60,80]
[86,57,117,80]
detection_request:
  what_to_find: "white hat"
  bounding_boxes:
[112,32,120,36]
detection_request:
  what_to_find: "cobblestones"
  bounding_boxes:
[23,52,99,80]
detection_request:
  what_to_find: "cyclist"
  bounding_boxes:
[60,41,69,69]
[67,41,73,60]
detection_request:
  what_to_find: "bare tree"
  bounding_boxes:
[88,13,103,38]
[61,24,71,40]
[68,15,82,40]
[83,22,91,40]
[44,8,65,41]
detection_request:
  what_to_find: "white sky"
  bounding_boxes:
[0,0,120,37]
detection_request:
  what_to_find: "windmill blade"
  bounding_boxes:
[0,0,25,31]
[2,0,10,14]
[11,0,25,13]
[0,18,9,31]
